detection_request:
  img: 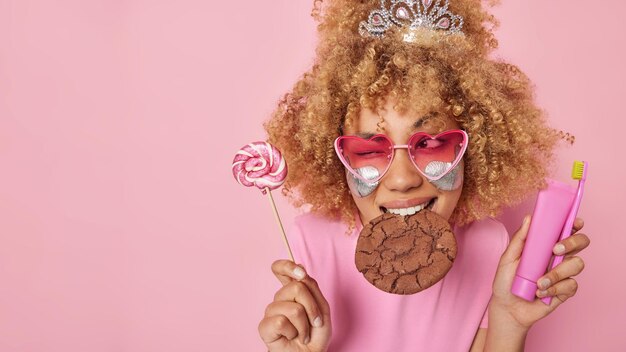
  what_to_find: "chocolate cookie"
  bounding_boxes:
[355,210,457,295]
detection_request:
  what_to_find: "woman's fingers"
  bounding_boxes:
[258,314,299,345]
[260,260,333,350]
[571,217,584,233]
[536,277,578,303]
[537,256,585,291]
[274,280,324,330]
[300,275,330,323]
[270,260,329,327]
[272,259,307,286]
[264,301,312,344]
[553,233,591,257]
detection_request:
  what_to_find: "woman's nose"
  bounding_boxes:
[381,149,424,192]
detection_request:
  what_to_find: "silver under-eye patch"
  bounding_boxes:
[424,161,462,191]
[347,166,380,198]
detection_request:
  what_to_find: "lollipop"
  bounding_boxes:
[232,142,287,194]
[232,141,293,261]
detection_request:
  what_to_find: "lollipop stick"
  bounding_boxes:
[265,187,295,262]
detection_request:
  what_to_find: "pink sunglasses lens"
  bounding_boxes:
[337,136,392,181]
[409,131,466,179]
[337,130,467,181]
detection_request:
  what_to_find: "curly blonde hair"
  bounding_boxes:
[264,0,572,230]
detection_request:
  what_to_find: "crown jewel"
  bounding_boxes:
[359,0,464,42]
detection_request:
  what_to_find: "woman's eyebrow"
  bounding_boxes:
[354,113,436,138]
[413,113,434,129]
[356,132,376,139]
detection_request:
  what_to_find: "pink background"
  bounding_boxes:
[0,0,624,351]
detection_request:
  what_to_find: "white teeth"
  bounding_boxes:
[386,200,432,216]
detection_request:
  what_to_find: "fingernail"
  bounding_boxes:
[304,335,310,345]
[539,278,550,289]
[293,267,306,280]
[538,290,548,297]
[313,316,322,328]
[524,215,531,226]
[554,243,565,254]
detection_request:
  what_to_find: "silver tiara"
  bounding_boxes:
[359,0,464,42]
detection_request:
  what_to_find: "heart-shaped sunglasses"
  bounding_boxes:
[334,129,469,184]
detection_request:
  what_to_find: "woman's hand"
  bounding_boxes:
[258,260,332,352]
[489,216,590,330]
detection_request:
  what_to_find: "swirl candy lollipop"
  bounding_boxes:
[232,141,293,261]
[232,141,288,194]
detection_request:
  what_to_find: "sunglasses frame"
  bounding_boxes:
[334,129,469,184]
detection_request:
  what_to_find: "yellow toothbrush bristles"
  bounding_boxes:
[572,161,585,180]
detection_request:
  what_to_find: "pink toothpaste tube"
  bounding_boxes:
[511,179,577,301]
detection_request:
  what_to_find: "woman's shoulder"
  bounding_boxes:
[292,212,352,237]
[448,217,509,279]
[468,216,508,233]
[288,212,353,269]
[461,216,510,255]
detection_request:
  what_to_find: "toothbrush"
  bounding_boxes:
[541,161,588,305]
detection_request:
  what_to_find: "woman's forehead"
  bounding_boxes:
[347,106,457,136]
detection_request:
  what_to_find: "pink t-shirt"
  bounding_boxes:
[287,212,510,352]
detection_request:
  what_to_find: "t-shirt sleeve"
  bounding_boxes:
[478,220,511,329]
